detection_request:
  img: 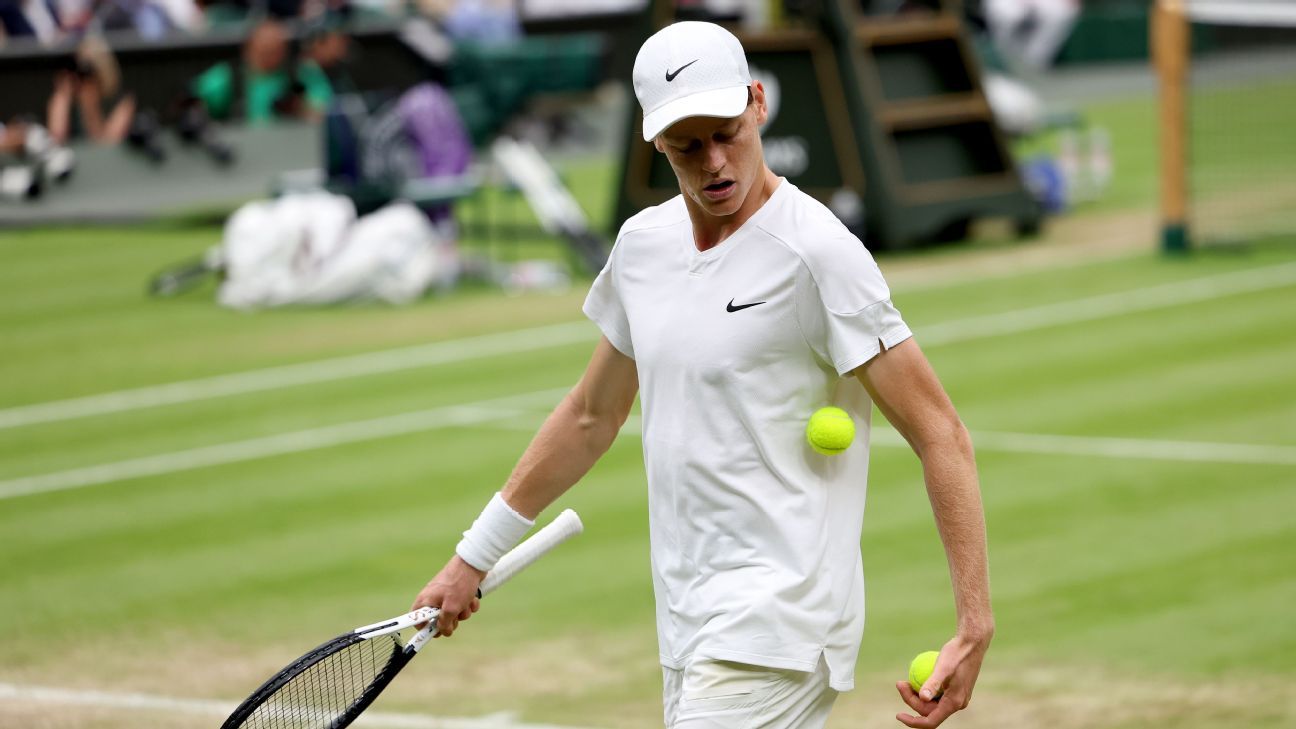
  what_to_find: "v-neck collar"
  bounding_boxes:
[685,177,788,260]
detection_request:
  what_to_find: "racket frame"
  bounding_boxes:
[220,509,583,729]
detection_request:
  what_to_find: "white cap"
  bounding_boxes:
[633,21,752,142]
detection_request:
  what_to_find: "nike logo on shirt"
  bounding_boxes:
[726,299,766,313]
[665,60,699,82]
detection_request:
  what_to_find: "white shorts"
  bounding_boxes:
[662,655,838,728]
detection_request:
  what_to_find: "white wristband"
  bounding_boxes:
[455,492,535,572]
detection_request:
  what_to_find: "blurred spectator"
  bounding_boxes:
[95,0,200,38]
[984,0,1079,70]
[299,12,353,99]
[46,36,136,145]
[0,0,63,44]
[0,118,38,199]
[153,0,205,32]
[51,0,93,32]
[0,118,31,154]
[419,0,519,43]
[190,19,338,124]
[1,116,76,199]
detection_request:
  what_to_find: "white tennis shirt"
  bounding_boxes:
[583,180,912,691]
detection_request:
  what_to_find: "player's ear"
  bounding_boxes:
[653,136,665,153]
[750,82,768,127]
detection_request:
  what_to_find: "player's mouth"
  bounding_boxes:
[702,179,736,201]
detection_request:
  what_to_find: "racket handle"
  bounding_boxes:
[480,508,583,597]
[407,623,437,652]
[406,510,582,653]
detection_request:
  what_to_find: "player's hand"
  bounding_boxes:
[410,555,484,638]
[895,629,992,728]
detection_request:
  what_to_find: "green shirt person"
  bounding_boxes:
[190,60,334,123]
[191,19,341,124]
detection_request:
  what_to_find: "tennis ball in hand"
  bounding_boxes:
[908,650,941,696]
[806,406,855,455]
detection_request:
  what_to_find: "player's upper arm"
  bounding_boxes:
[853,338,967,456]
[570,336,639,430]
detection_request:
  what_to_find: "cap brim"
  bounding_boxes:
[642,85,749,142]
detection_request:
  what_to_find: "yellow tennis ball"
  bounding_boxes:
[908,650,941,695]
[806,406,855,455]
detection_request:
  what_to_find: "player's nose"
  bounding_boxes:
[701,142,725,173]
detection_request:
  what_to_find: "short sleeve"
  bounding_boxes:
[796,234,912,375]
[191,63,233,120]
[246,72,291,124]
[298,62,334,112]
[582,241,635,359]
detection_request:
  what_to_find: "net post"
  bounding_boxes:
[1154,0,1191,254]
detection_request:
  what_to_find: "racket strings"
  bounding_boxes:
[241,634,404,728]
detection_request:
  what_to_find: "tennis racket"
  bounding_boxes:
[220,508,583,729]
[147,247,224,297]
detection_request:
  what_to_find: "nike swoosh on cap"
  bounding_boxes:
[726,299,766,313]
[665,59,699,82]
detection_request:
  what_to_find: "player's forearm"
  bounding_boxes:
[918,422,994,640]
[500,389,625,519]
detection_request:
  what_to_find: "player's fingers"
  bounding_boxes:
[434,607,459,637]
[919,678,944,703]
[920,654,955,702]
[413,605,442,631]
[469,597,481,613]
[456,607,473,621]
[411,587,443,627]
[896,700,956,729]
[895,682,937,714]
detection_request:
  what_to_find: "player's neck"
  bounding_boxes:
[688,167,780,252]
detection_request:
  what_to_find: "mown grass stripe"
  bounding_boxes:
[0,389,568,500]
[920,259,1296,345]
[5,382,1294,504]
[0,323,593,431]
[4,260,1295,432]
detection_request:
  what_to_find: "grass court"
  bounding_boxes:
[2,74,1295,729]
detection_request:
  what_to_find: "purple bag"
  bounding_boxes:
[396,83,473,179]
[357,82,474,223]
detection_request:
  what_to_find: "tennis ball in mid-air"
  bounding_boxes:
[806,406,855,455]
[908,650,941,695]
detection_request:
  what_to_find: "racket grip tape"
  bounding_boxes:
[406,510,581,653]
[479,509,583,597]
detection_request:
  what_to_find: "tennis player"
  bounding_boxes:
[413,21,993,729]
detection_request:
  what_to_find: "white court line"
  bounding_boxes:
[0,321,595,431]
[7,262,1296,498]
[917,260,1296,346]
[0,388,569,500]
[0,682,598,729]
[6,263,1296,499]
[5,261,1296,431]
